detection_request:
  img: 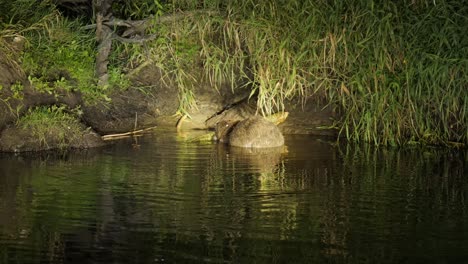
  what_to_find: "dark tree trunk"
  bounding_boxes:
[94,0,113,87]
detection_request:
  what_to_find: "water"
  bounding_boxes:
[1,131,467,263]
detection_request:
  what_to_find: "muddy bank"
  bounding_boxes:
[0,49,336,152]
[0,125,105,153]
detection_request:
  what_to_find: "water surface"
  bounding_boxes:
[1,131,467,263]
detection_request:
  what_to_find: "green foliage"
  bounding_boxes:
[159,0,467,146]
[1,0,466,146]
[10,81,24,99]
[21,16,96,92]
[130,18,201,115]
[17,105,84,149]
[168,0,222,10]
[108,67,131,89]
[0,0,55,27]
[112,0,164,19]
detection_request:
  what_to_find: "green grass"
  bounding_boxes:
[1,1,123,102]
[17,105,84,149]
[150,0,467,147]
[2,0,466,147]
[20,15,98,94]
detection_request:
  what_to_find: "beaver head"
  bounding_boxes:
[214,120,239,143]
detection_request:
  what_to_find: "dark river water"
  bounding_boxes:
[1,131,467,264]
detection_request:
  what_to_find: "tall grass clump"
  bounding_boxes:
[124,12,203,115]
[0,0,100,100]
[17,105,84,149]
[0,0,59,83]
[20,14,97,95]
[4,0,464,146]
[159,0,467,146]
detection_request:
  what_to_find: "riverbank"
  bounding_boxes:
[0,47,336,152]
[0,1,466,152]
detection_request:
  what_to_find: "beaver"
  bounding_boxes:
[214,116,284,148]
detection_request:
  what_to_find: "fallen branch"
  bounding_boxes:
[101,126,157,141]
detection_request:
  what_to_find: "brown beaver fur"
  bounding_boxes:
[215,116,284,148]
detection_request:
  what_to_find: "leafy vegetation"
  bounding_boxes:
[150,0,467,146]
[1,0,130,101]
[0,0,466,146]
[17,105,84,149]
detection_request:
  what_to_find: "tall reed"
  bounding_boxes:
[5,0,464,146]
[161,0,467,146]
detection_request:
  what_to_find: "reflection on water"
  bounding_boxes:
[0,131,467,263]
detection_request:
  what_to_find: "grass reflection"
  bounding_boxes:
[0,135,467,263]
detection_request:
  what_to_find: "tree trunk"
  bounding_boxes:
[94,0,113,87]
